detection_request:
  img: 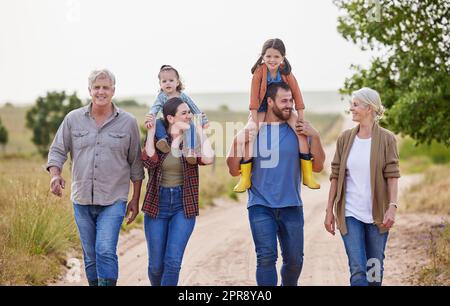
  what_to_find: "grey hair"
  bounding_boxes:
[352,87,385,121]
[88,69,116,89]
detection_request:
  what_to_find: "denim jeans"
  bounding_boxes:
[155,118,196,150]
[144,186,196,286]
[248,204,304,286]
[341,216,389,286]
[73,200,126,286]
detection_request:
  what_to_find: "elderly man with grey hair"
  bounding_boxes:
[47,69,144,286]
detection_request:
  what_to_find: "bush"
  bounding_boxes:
[400,137,450,164]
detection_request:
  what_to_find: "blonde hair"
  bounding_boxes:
[88,69,116,89]
[352,87,385,121]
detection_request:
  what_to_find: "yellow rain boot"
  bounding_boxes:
[301,158,320,189]
[233,161,252,193]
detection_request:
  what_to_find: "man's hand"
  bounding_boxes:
[125,198,139,225]
[50,175,65,197]
[236,126,257,145]
[295,119,319,137]
[144,114,155,129]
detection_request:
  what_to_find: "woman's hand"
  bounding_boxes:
[382,206,396,229]
[324,209,336,235]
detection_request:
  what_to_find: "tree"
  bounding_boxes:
[0,117,8,152]
[26,91,83,157]
[335,0,450,145]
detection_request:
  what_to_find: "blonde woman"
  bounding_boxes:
[324,87,400,286]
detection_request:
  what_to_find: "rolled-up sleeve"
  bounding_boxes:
[383,135,401,179]
[250,70,263,110]
[330,134,343,181]
[47,117,71,172]
[142,144,160,169]
[128,119,145,182]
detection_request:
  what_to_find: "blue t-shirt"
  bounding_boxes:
[248,123,302,208]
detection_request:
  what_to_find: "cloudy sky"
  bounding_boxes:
[0,0,375,104]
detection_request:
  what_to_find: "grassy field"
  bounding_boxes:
[398,137,450,285]
[0,104,343,284]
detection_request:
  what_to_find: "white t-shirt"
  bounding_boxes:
[345,136,373,223]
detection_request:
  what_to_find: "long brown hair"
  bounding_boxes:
[158,65,184,92]
[251,38,292,75]
[162,97,185,129]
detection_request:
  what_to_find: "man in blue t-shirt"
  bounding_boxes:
[227,82,325,286]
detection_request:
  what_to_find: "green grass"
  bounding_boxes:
[0,158,79,285]
[417,223,450,286]
[400,164,450,215]
[398,140,450,285]
[399,137,450,174]
[0,105,35,154]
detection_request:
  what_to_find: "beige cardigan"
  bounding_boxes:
[330,122,401,235]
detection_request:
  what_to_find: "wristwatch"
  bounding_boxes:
[389,203,398,209]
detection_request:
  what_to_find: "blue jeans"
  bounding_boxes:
[248,204,304,286]
[73,200,126,285]
[155,118,196,150]
[341,217,389,286]
[144,186,196,286]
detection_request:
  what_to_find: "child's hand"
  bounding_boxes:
[144,114,155,129]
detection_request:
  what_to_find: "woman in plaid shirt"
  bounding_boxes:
[141,97,214,286]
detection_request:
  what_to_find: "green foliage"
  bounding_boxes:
[218,104,230,111]
[25,91,83,157]
[400,137,450,164]
[335,0,450,145]
[0,117,8,147]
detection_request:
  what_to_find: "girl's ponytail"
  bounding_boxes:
[251,56,263,74]
[281,58,292,75]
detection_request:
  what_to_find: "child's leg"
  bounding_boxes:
[184,121,196,151]
[243,112,265,159]
[287,111,320,189]
[183,121,198,164]
[233,112,264,193]
[155,118,168,141]
[287,111,309,154]
[155,118,170,153]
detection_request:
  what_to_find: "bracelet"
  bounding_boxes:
[389,203,398,208]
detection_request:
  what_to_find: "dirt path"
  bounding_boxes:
[56,117,435,286]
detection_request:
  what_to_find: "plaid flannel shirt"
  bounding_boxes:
[141,141,205,218]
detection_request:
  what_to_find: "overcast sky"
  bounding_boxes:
[0,0,374,104]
